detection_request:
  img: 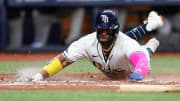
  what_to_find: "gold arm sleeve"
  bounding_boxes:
[43,58,63,76]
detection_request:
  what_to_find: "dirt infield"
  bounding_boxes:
[0,73,180,91]
[0,52,180,91]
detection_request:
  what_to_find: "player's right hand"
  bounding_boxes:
[32,73,43,81]
[128,72,143,81]
[146,11,164,31]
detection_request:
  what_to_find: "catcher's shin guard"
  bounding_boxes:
[43,58,63,76]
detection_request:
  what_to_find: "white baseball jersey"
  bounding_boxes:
[63,31,150,73]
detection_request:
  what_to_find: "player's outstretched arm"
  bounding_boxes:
[125,11,164,41]
[32,53,72,81]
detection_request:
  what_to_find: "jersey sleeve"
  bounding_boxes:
[63,35,90,62]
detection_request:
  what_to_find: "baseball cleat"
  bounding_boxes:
[144,38,160,53]
[146,11,164,31]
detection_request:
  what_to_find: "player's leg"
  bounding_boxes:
[32,9,56,48]
[125,11,164,41]
[128,38,159,81]
[143,38,160,58]
[65,8,85,45]
[125,24,147,41]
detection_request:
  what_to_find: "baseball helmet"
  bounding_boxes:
[95,10,119,31]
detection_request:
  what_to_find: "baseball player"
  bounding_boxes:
[31,10,163,81]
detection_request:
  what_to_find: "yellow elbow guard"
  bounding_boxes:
[43,58,63,76]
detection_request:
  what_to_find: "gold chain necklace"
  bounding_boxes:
[102,41,115,53]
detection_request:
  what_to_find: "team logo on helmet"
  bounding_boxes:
[100,15,109,23]
[95,9,119,30]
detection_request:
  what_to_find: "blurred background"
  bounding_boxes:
[1,0,180,53]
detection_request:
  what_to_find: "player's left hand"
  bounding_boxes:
[32,73,43,82]
[128,72,143,81]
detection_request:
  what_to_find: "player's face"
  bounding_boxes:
[97,29,115,47]
[97,29,113,42]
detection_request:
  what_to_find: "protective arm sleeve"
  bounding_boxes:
[43,58,63,76]
[125,24,148,41]
[129,52,150,78]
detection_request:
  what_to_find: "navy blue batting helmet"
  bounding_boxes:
[95,10,119,30]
